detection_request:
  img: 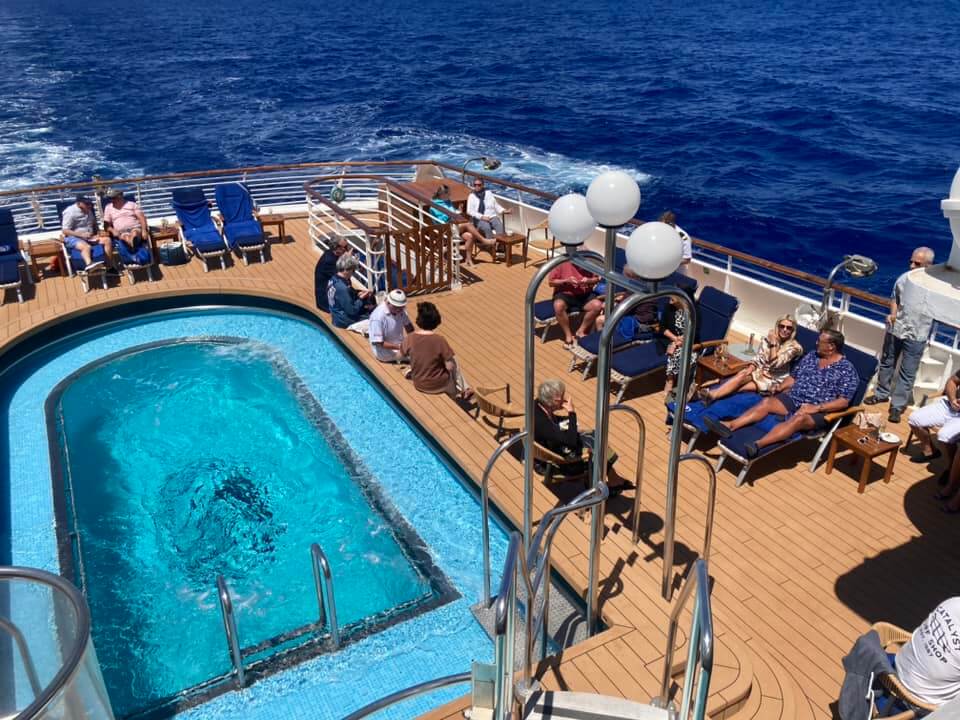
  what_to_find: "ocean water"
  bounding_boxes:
[0,0,957,293]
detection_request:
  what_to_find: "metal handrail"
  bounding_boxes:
[493,532,524,719]
[310,543,340,648]
[216,575,246,688]
[678,453,718,570]
[340,672,471,720]
[479,431,528,606]
[0,616,43,696]
[657,559,714,720]
[0,567,95,720]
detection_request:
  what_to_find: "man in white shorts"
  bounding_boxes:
[368,289,414,362]
[895,596,960,707]
[907,369,960,472]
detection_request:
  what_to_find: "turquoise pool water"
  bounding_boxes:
[52,339,452,717]
[4,306,509,720]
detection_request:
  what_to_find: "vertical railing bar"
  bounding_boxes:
[311,543,340,648]
[216,575,245,688]
[0,617,44,695]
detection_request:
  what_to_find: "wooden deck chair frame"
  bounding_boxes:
[868,622,937,719]
[522,219,558,268]
[534,442,589,484]
[473,383,523,439]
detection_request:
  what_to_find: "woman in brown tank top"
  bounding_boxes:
[401,301,473,399]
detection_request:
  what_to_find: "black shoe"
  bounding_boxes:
[888,408,902,423]
[744,441,760,459]
[106,267,121,277]
[910,449,942,464]
[704,416,733,439]
[864,395,885,405]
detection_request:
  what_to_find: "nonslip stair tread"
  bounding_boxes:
[524,691,670,720]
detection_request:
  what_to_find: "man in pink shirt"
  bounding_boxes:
[103,188,148,250]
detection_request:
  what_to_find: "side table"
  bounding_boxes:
[258,214,286,244]
[495,233,525,267]
[695,353,748,387]
[27,242,66,280]
[825,424,900,493]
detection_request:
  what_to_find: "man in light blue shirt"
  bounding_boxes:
[865,247,935,423]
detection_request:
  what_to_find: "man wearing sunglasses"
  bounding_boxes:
[865,247,935,423]
[466,178,510,239]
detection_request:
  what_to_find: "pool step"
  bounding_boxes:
[523,691,671,720]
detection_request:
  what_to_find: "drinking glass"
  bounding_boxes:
[716,343,727,368]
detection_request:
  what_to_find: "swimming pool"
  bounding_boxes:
[3,305,510,720]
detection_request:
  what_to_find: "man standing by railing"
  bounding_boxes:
[865,247,935,423]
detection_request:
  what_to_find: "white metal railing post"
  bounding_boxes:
[724,253,733,293]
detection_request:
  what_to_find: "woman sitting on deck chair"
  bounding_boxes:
[699,314,803,405]
[534,379,630,496]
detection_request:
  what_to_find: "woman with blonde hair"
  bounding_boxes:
[699,314,803,404]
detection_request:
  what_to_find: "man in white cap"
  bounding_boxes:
[368,289,414,362]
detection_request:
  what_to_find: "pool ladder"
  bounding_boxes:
[215,542,340,688]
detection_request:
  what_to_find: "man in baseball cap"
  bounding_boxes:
[368,289,414,362]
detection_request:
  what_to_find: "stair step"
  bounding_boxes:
[524,691,670,720]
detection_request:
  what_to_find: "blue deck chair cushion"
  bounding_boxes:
[694,286,739,345]
[0,212,22,283]
[68,243,107,271]
[171,188,224,253]
[534,299,557,322]
[578,318,654,356]
[610,341,669,377]
[215,183,264,249]
[184,226,225,253]
[116,241,152,266]
[670,392,763,431]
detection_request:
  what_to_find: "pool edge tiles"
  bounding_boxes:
[3,308,508,720]
[45,337,461,719]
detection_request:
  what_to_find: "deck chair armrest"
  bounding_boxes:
[824,405,862,422]
[871,621,912,649]
[693,339,726,351]
[476,383,511,400]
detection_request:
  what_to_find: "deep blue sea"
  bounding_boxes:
[1,0,958,293]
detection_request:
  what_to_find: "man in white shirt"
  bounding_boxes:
[466,178,510,239]
[659,211,692,274]
[895,596,960,706]
[368,289,414,362]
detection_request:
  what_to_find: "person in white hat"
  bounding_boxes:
[368,289,414,362]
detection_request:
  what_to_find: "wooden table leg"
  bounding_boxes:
[883,450,897,484]
[857,456,871,493]
[825,437,839,475]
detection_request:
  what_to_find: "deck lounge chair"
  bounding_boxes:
[715,338,879,487]
[670,326,820,451]
[0,209,30,303]
[569,272,698,378]
[55,200,109,292]
[608,286,740,403]
[101,194,156,284]
[170,187,229,271]
[214,183,268,265]
[474,383,523,439]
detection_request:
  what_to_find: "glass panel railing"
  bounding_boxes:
[0,567,113,720]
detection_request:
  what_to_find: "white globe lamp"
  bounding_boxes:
[585,170,642,227]
[625,221,683,279]
[548,193,596,247]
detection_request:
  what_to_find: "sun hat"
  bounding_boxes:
[387,289,407,307]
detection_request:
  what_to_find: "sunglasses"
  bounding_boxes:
[778,324,794,331]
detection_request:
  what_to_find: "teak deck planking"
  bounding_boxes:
[2,218,957,720]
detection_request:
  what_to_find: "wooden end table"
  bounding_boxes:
[495,232,526,267]
[27,242,66,280]
[151,226,180,244]
[258,214,286,244]
[826,424,900,493]
[695,353,749,387]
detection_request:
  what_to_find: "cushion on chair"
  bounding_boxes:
[534,299,557,322]
[185,226,225,253]
[223,219,264,248]
[610,341,668,377]
[670,392,763,431]
[694,286,740,345]
[721,413,802,459]
[68,243,107,271]
[0,257,21,285]
[117,242,152,266]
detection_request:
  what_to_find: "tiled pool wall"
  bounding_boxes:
[2,307,510,720]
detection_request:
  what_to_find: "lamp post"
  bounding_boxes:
[460,156,502,185]
[536,173,687,632]
[820,254,878,329]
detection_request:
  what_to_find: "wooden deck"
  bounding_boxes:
[4,220,957,719]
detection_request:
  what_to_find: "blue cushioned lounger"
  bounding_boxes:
[171,187,229,271]
[608,285,739,402]
[569,272,698,377]
[101,194,156,284]
[214,183,267,265]
[716,335,878,487]
[0,209,28,303]
[55,200,109,291]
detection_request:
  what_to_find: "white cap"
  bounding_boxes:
[387,289,407,307]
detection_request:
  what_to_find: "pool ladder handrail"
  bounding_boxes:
[654,558,714,719]
[216,575,246,688]
[214,543,341,691]
[310,542,341,648]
